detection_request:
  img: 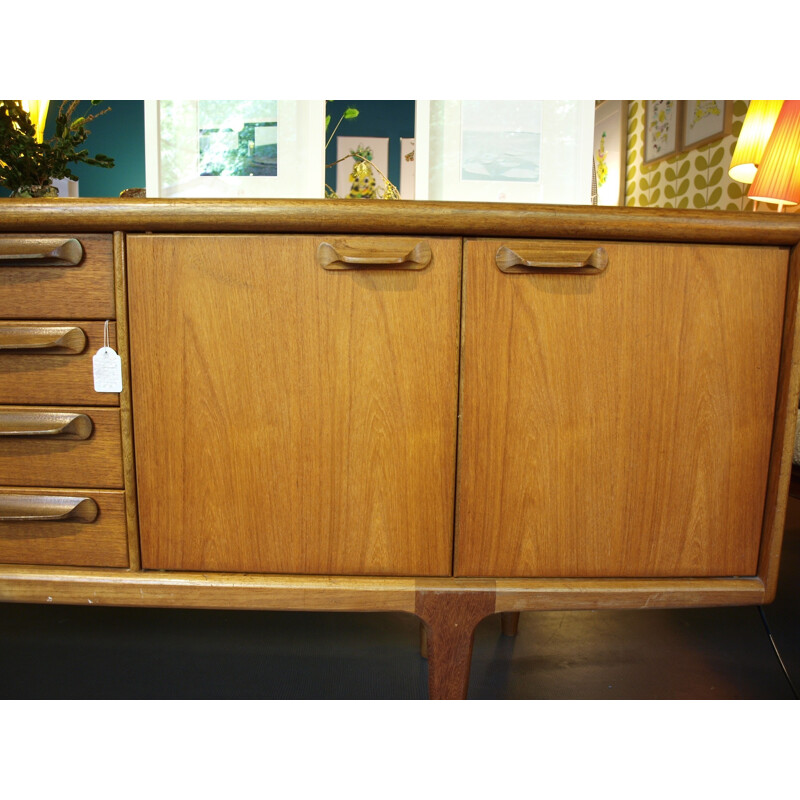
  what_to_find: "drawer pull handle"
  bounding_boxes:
[0,325,86,353]
[0,411,93,439]
[496,245,608,274]
[0,237,84,267]
[317,241,431,270]
[0,494,98,523]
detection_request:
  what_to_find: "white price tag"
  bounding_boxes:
[93,321,123,393]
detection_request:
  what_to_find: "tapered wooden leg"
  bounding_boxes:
[415,589,495,699]
[500,611,520,637]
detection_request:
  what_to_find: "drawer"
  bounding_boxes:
[0,233,115,319]
[0,321,119,406]
[0,406,123,488]
[0,487,128,568]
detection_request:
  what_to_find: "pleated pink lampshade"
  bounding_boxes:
[748,100,800,208]
[728,101,784,184]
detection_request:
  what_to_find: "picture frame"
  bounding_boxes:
[414,100,595,204]
[144,100,326,198]
[679,101,732,151]
[593,100,628,206]
[399,137,416,199]
[643,100,679,165]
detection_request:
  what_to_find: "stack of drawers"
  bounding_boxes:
[0,234,128,568]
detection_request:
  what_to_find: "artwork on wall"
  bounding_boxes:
[335,136,390,199]
[679,101,732,151]
[414,100,594,204]
[459,100,541,183]
[593,101,628,206]
[400,137,416,199]
[625,99,750,211]
[144,100,325,198]
[644,100,679,164]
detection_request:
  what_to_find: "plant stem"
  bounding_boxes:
[325,113,347,150]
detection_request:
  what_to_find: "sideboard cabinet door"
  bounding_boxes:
[456,239,789,578]
[127,235,461,576]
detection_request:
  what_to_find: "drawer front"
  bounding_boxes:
[0,487,128,568]
[456,238,788,578]
[0,233,115,319]
[0,321,119,406]
[0,406,123,488]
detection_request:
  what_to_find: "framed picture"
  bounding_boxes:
[144,100,326,198]
[679,101,732,151]
[399,137,416,199]
[335,136,389,199]
[593,100,628,206]
[414,100,595,204]
[643,100,679,164]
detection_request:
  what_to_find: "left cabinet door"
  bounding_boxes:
[127,234,462,576]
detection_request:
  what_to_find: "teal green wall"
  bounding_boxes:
[325,100,415,194]
[48,100,146,196]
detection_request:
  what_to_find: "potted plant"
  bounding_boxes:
[0,100,115,197]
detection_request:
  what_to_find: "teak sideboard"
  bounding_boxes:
[2,198,800,699]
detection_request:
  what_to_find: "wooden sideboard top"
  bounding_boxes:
[2,198,800,245]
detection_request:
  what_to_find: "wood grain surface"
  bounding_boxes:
[0,487,128,568]
[415,588,496,699]
[0,321,119,406]
[113,232,141,570]
[128,234,462,576]
[0,233,115,319]
[758,243,800,600]
[0,567,765,612]
[0,406,123,487]
[456,239,789,578]
[2,198,800,247]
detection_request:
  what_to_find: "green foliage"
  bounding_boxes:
[0,100,114,195]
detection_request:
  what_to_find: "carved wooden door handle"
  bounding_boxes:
[317,240,432,270]
[0,494,98,523]
[0,411,93,439]
[496,244,608,274]
[0,325,86,353]
[0,237,84,267]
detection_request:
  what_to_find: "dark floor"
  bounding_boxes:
[2,500,800,700]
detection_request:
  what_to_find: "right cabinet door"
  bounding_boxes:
[456,239,789,578]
